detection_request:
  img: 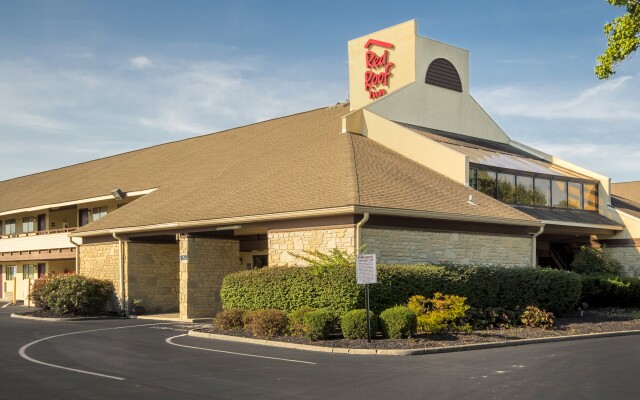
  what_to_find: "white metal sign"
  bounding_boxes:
[356,254,377,284]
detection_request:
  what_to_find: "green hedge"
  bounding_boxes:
[221,264,582,316]
[580,274,640,307]
[30,274,114,315]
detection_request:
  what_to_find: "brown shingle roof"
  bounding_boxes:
[1,104,538,234]
[612,181,640,204]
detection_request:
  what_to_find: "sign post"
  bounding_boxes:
[356,254,377,343]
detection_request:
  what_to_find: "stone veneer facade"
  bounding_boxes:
[607,247,640,277]
[78,242,121,310]
[362,227,532,266]
[125,242,179,313]
[179,236,243,319]
[268,226,355,266]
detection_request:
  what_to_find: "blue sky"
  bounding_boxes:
[0,0,638,182]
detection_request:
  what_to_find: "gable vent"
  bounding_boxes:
[425,58,462,92]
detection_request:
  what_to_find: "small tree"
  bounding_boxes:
[570,245,623,276]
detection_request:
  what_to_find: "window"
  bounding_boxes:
[92,206,108,222]
[5,219,16,235]
[552,180,568,208]
[468,167,476,188]
[568,182,582,209]
[23,265,36,279]
[477,170,496,197]
[5,265,16,281]
[515,175,534,205]
[22,217,35,233]
[533,178,551,206]
[497,173,516,204]
[583,183,598,211]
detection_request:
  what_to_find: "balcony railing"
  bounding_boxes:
[0,229,78,253]
[0,227,77,240]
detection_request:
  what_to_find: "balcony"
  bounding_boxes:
[0,228,77,262]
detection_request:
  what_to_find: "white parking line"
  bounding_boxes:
[2,303,11,308]
[166,334,316,365]
[19,322,180,381]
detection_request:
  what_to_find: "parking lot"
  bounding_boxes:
[1,304,639,400]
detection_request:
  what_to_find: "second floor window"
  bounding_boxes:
[22,217,35,233]
[4,219,16,235]
[92,206,108,222]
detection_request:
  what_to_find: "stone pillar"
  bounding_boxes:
[179,236,242,320]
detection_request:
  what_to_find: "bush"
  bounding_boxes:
[243,309,288,338]
[580,274,640,307]
[340,309,378,339]
[379,306,417,339]
[29,274,114,315]
[466,307,518,330]
[571,246,623,276]
[302,309,335,341]
[215,309,245,330]
[289,306,317,336]
[408,293,471,334]
[221,264,582,317]
[520,306,554,329]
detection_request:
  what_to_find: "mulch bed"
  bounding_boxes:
[196,308,640,350]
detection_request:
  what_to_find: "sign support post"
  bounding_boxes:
[356,254,377,343]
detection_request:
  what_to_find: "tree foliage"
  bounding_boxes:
[596,0,640,79]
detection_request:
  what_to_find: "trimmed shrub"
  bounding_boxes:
[29,274,114,315]
[340,309,378,340]
[221,264,582,317]
[289,306,317,336]
[580,274,640,307]
[379,306,417,339]
[408,293,471,334]
[520,306,554,329]
[466,307,518,330]
[215,309,245,330]
[571,246,623,276]
[302,309,335,341]
[243,309,288,338]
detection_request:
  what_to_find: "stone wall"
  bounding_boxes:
[179,237,243,319]
[268,227,355,267]
[362,228,532,267]
[125,242,179,313]
[606,246,640,277]
[78,242,121,311]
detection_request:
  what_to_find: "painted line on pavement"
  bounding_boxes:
[166,334,316,365]
[2,302,11,308]
[19,322,180,381]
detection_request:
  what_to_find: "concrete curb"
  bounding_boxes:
[187,329,640,356]
[10,313,122,322]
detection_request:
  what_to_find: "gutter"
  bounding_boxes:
[71,205,542,238]
[355,213,369,255]
[112,232,127,316]
[531,225,545,267]
[68,236,82,274]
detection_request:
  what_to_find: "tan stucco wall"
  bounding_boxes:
[362,227,532,266]
[179,237,243,319]
[268,227,356,267]
[125,242,179,313]
[606,247,640,278]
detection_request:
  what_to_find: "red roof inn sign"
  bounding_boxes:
[364,39,395,100]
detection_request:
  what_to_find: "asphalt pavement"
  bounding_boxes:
[1,304,639,400]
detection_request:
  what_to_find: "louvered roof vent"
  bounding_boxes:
[425,58,462,92]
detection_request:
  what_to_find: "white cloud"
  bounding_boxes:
[474,74,640,120]
[129,56,152,69]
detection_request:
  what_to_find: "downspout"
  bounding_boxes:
[355,213,370,255]
[112,232,127,316]
[532,225,545,267]
[69,236,81,274]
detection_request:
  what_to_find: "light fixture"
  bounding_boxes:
[111,188,125,201]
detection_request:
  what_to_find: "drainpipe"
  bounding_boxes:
[69,236,81,274]
[355,213,370,255]
[532,226,545,267]
[112,232,127,316]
